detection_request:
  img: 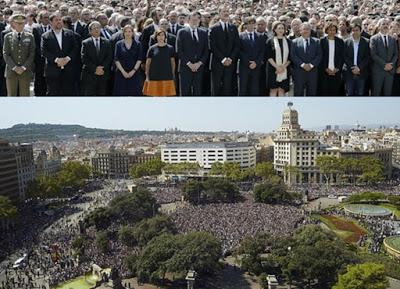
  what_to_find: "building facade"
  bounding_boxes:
[14,143,35,199]
[92,146,129,179]
[0,139,35,202]
[0,139,19,202]
[383,130,400,168]
[35,146,62,177]
[161,142,256,169]
[274,103,393,184]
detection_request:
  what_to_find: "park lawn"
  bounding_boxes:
[379,204,400,218]
[317,214,367,243]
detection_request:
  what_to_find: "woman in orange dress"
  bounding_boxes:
[143,29,176,96]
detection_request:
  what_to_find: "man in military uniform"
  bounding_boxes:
[3,14,35,96]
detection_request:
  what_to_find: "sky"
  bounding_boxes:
[0,97,399,133]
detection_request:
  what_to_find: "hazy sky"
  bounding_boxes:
[0,97,399,133]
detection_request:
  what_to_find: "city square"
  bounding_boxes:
[0,98,400,289]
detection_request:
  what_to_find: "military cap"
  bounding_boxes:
[10,14,26,23]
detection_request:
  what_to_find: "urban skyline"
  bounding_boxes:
[0,98,399,133]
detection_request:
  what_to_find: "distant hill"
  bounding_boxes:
[0,123,220,142]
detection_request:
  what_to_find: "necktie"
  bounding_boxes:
[95,39,100,54]
[249,32,253,42]
[17,32,21,41]
[192,29,198,42]
[224,23,229,41]
[173,24,176,34]
[102,29,110,40]
[306,39,310,53]
[384,35,388,49]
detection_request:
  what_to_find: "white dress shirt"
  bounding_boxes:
[328,39,335,70]
[53,29,63,49]
[352,38,359,66]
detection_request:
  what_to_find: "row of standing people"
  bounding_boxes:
[2,7,400,96]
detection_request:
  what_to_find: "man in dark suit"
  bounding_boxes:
[290,23,322,96]
[96,13,114,41]
[41,13,79,96]
[69,7,88,40]
[140,9,162,60]
[0,13,11,96]
[168,11,184,36]
[343,23,370,96]
[176,11,209,96]
[256,16,268,96]
[81,21,112,96]
[209,5,240,96]
[238,16,265,96]
[32,11,50,96]
[370,18,398,96]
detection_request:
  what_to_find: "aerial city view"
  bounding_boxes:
[0,99,400,289]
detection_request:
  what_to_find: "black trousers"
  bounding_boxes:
[239,66,260,96]
[82,75,108,96]
[34,61,47,96]
[46,72,75,96]
[211,62,236,96]
[179,65,204,96]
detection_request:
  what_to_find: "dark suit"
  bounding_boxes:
[100,27,114,41]
[72,21,89,39]
[343,37,370,96]
[290,37,322,96]
[81,37,113,95]
[176,27,209,96]
[41,29,79,95]
[32,24,49,95]
[370,33,398,96]
[256,31,268,96]
[209,21,240,96]
[238,31,265,95]
[318,36,345,96]
[168,23,184,36]
[140,23,156,61]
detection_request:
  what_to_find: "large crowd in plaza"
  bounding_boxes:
[171,201,305,253]
[2,0,400,96]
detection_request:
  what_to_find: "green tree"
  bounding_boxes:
[316,156,339,185]
[163,162,200,175]
[166,231,222,275]
[58,161,91,188]
[96,231,110,254]
[253,176,294,204]
[279,225,358,287]
[333,263,389,289]
[129,159,165,178]
[108,187,159,224]
[182,179,205,204]
[84,207,113,230]
[118,225,138,248]
[358,157,385,184]
[0,196,17,221]
[255,162,275,180]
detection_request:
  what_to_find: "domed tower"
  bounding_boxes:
[274,103,319,185]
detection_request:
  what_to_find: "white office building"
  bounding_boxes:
[161,142,256,169]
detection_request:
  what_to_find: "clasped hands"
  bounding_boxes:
[187,62,202,72]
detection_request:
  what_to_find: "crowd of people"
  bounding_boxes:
[171,199,305,253]
[2,0,400,96]
[0,181,128,289]
[293,181,400,199]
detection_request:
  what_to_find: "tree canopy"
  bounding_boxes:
[333,263,389,289]
[131,232,222,284]
[182,178,240,204]
[129,159,165,178]
[253,176,298,204]
[0,195,17,221]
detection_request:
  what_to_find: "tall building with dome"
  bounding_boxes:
[274,102,323,184]
[274,103,392,185]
